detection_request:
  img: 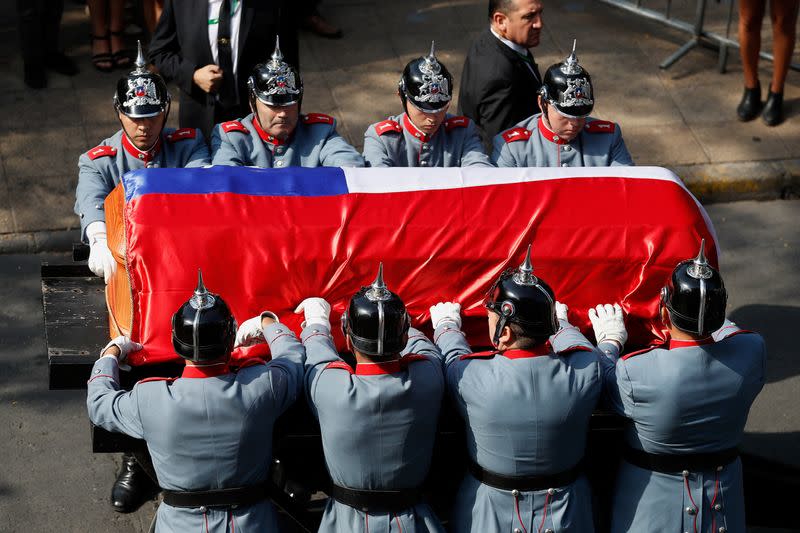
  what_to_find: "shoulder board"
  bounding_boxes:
[556,345,594,355]
[303,113,334,125]
[87,145,117,160]
[585,120,616,134]
[166,128,197,143]
[374,119,402,136]
[237,358,267,370]
[720,329,755,340]
[324,361,354,374]
[621,346,658,361]
[221,121,249,134]
[459,350,499,361]
[444,115,470,132]
[502,128,532,143]
[137,376,176,384]
[401,354,429,365]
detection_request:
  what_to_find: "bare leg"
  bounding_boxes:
[109,0,130,67]
[87,0,112,71]
[769,0,800,93]
[738,0,767,89]
[142,0,164,35]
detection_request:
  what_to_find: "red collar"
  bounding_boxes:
[668,336,715,349]
[122,133,162,163]
[181,363,231,379]
[501,342,553,359]
[402,113,433,143]
[253,117,288,146]
[355,359,402,376]
[537,116,569,145]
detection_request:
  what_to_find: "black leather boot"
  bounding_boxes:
[736,83,762,121]
[762,89,784,126]
[110,453,157,513]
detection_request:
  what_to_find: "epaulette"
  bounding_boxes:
[459,350,499,361]
[401,354,429,365]
[137,376,177,384]
[621,346,658,361]
[374,119,402,136]
[718,329,755,341]
[237,358,267,370]
[221,121,249,134]
[324,360,354,374]
[444,115,470,132]
[556,344,594,355]
[303,113,334,125]
[502,128,532,143]
[87,145,117,160]
[166,128,197,143]
[585,120,616,134]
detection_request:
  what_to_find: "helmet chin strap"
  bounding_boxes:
[492,314,507,348]
[117,102,171,154]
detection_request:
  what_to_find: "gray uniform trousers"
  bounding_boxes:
[210,112,365,168]
[362,113,493,168]
[492,113,633,168]
[551,325,766,533]
[87,323,306,533]
[302,324,447,533]
[434,322,612,533]
[75,128,210,240]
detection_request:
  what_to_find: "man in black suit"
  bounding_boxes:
[149,0,299,139]
[459,0,544,144]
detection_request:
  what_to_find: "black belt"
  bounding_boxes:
[623,446,739,474]
[162,483,270,508]
[329,484,421,513]
[468,460,582,492]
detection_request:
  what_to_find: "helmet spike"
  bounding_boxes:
[687,238,713,280]
[366,263,392,302]
[134,40,147,73]
[372,263,386,291]
[520,244,533,275]
[271,35,283,64]
[513,245,538,285]
[561,39,582,75]
[195,269,207,296]
[429,40,436,59]
[694,238,707,266]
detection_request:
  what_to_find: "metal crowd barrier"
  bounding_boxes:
[598,0,800,73]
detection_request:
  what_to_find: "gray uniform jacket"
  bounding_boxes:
[302,325,446,533]
[434,323,612,533]
[492,113,634,168]
[87,323,306,533]
[363,113,493,168]
[210,112,365,168]
[552,325,765,533]
[75,128,210,240]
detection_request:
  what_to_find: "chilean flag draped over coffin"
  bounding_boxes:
[115,166,718,365]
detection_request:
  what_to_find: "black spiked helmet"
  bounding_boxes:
[661,239,727,336]
[539,40,594,119]
[484,245,558,347]
[399,41,453,113]
[172,270,237,362]
[342,263,410,358]
[114,40,170,118]
[248,36,303,107]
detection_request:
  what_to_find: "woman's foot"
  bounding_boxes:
[91,34,113,73]
[736,83,762,121]
[110,30,132,69]
[762,88,784,126]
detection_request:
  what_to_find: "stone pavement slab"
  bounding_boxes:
[0,0,798,251]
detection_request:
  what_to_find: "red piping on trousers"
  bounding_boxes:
[394,512,403,533]
[710,470,720,533]
[684,474,699,533]
[537,491,551,533]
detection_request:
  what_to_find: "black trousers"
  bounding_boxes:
[16,0,64,66]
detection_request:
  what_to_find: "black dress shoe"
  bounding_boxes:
[23,63,46,89]
[45,53,79,76]
[736,84,762,122]
[110,453,157,513]
[762,90,784,127]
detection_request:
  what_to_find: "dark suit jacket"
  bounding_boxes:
[149,0,299,139]
[458,29,542,144]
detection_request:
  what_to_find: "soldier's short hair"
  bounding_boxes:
[507,321,547,349]
[488,0,517,19]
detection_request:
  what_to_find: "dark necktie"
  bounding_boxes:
[521,50,540,83]
[217,0,237,108]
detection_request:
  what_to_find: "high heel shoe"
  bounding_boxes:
[736,83,762,122]
[90,34,113,73]
[762,89,784,127]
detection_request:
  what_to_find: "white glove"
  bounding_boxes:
[712,318,738,341]
[100,335,143,364]
[429,302,462,329]
[235,311,279,347]
[86,221,116,284]
[588,303,628,350]
[294,297,331,329]
[555,301,572,328]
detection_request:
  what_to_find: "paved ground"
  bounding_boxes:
[0,0,798,252]
[0,198,797,532]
